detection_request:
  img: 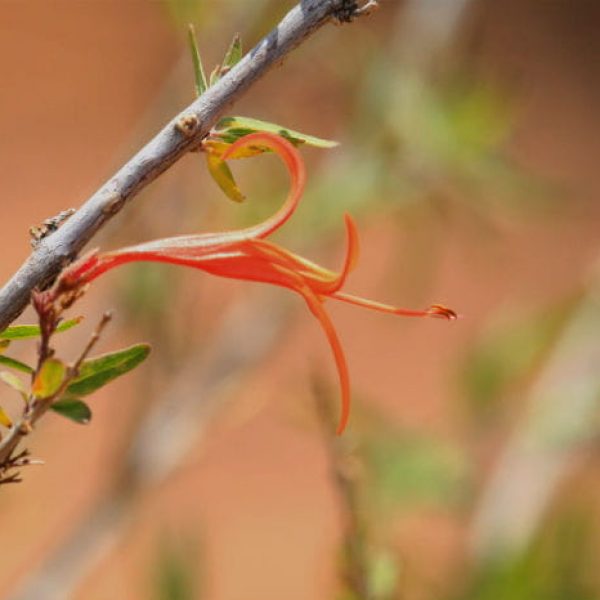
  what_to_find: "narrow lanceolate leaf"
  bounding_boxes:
[0,317,83,340]
[0,406,12,428]
[222,33,242,70]
[32,358,66,399]
[0,355,34,375]
[0,371,29,401]
[205,151,246,203]
[213,116,338,151]
[66,343,151,397]
[187,23,207,96]
[51,398,92,424]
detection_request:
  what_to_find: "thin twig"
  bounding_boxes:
[0,0,377,332]
[0,313,112,477]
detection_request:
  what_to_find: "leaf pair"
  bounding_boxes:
[0,339,150,426]
[50,343,150,424]
[186,26,337,203]
[187,24,241,96]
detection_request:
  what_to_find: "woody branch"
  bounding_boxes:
[0,0,378,332]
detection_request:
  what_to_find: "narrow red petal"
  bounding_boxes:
[298,286,351,435]
[222,132,306,240]
[332,292,457,320]
[320,213,360,295]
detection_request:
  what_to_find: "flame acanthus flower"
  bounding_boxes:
[55,132,456,434]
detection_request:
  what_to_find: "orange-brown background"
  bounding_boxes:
[1,1,599,599]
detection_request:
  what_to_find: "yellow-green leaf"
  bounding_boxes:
[0,340,10,353]
[0,371,29,401]
[187,23,207,96]
[213,116,338,150]
[66,343,150,397]
[0,355,33,375]
[32,358,66,399]
[222,33,242,70]
[0,406,12,428]
[205,151,246,203]
[0,317,83,341]
[203,138,264,160]
[51,398,92,424]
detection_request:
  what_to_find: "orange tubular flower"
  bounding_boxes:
[56,132,456,434]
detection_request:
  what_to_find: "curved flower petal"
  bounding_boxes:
[53,132,456,435]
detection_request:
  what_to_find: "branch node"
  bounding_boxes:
[332,0,378,24]
[175,114,200,138]
[29,208,76,248]
[101,193,125,216]
[18,421,33,435]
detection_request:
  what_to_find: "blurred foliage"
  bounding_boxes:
[154,536,200,600]
[452,509,599,600]
[118,263,181,332]
[161,0,207,28]
[363,430,470,512]
[367,548,399,600]
[461,295,579,425]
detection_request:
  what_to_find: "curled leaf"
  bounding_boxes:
[205,150,246,203]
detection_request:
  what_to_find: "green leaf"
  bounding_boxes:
[205,152,246,203]
[0,317,83,340]
[187,23,207,96]
[0,371,29,401]
[214,116,338,150]
[0,405,12,428]
[32,358,66,399]
[66,343,150,397]
[221,33,242,71]
[51,398,92,424]
[0,355,34,375]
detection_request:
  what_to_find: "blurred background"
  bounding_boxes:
[1,1,599,599]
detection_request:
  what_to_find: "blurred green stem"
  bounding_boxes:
[314,377,374,600]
